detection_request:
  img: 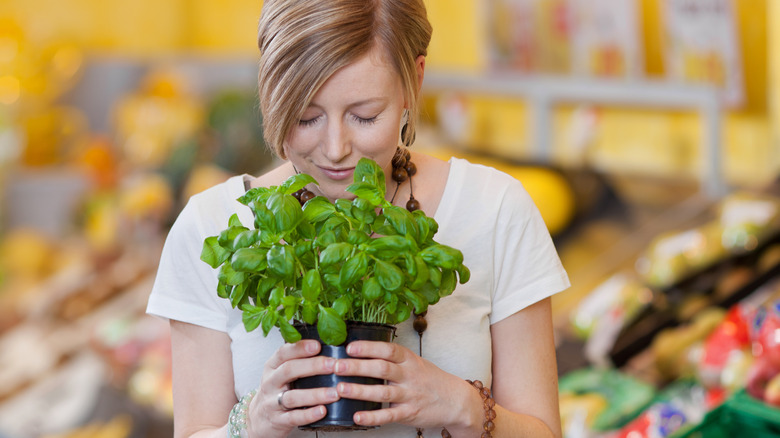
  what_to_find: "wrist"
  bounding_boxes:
[228,390,257,438]
[444,380,495,438]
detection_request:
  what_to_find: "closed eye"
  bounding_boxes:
[353,114,378,125]
[299,115,321,127]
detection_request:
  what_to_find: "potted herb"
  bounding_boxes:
[200,158,470,430]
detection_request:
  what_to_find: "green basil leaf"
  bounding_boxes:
[218,226,248,251]
[201,236,231,268]
[347,229,370,245]
[323,273,341,290]
[269,284,284,308]
[256,277,278,305]
[375,259,404,291]
[217,282,229,299]
[315,230,337,248]
[335,199,354,218]
[302,269,322,301]
[218,263,246,286]
[260,308,276,336]
[345,181,384,206]
[419,245,463,270]
[410,256,429,289]
[279,318,302,343]
[440,269,456,297]
[418,282,440,305]
[402,288,428,314]
[267,192,303,233]
[354,157,385,193]
[238,187,271,206]
[413,210,431,242]
[267,244,295,278]
[339,251,368,288]
[362,277,383,301]
[317,305,348,346]
[233,229,261,250]
[229,281,247,308]
[296,220,316,240]
[352,197,373,212]
[281,173,317,194]
[253,202,276,233]
[319,242,353,266]
[333,295,352,317]
[383,206,418,238]
[321,215,349,234]
[384,292,398,313]
[367,235,411,254]
[457,264,471,284]
[242,304,265,332]
[428,266,442,287]
[301,301,318,324]
[228,213,244,229]
[281,296,299,321]
[231,248,268,272]
[393,302,412,324]
[302,196,336,224]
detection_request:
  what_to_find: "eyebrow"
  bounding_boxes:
[306,97,388,111]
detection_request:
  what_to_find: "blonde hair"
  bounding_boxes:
[257,0,432,158]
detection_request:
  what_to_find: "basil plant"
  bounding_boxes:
[201,158,470,346]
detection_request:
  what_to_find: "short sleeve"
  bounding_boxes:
[490,178,570,323]
[146,188,234,332]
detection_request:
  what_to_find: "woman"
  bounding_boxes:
[147,0,570,437]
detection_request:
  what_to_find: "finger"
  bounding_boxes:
[336,381,398,404]
[265,340,321,370]
[264,355,336,388]
[345,340,407,363]
[334,357,400,382]
[279,405,329,427]
[281,387,340,410]
[353,405,409,427]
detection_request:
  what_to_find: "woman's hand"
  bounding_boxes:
[245,339,341,438]
[332,341,484,434]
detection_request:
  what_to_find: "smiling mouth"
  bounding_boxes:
[318,166,355,181]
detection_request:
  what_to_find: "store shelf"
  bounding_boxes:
[422,72,725,197]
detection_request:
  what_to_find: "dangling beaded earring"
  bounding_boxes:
[389,146,420,212]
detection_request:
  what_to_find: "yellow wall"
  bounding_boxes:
[3,0,778,186]
[425,0,777,188]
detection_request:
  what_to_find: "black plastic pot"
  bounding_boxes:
[292,321,396,431]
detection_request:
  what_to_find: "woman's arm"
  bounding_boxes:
[169,320,340,438]
[490,297,562,438]
[169,320,237,438]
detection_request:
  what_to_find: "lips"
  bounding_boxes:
[318,166,355,181]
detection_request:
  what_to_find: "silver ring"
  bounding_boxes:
[277,390,290,410]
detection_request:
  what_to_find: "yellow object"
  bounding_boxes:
[183,165,232,200]
[119,174,174,222]
[559,392,609,429]
[0,228,55,280]
[425,147,575,235]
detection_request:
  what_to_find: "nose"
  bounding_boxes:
[322,118,351,163]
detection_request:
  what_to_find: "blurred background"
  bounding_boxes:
[1,1,780,437]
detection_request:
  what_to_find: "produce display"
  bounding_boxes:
[558,188,780,438]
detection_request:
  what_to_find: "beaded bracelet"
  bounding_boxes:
[440,380,496,438]
[228,389,257,438]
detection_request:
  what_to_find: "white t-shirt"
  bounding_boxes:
[147,157,570,437]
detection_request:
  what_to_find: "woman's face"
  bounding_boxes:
[283,46,406,202]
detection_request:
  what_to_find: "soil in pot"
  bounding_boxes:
[292,321,396,431]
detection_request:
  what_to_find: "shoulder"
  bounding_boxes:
[247,162,294,189]
[448,157,534,208]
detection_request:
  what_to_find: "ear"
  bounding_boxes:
[415,55,426,94]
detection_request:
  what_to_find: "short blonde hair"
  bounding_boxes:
[257,0,432,158]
